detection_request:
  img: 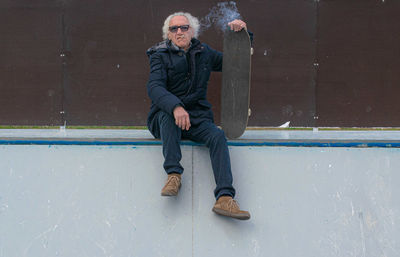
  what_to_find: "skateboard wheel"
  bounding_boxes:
[248,108,252,117]
[251,47,254,56]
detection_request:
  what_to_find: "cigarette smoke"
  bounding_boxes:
[200,1,242,34]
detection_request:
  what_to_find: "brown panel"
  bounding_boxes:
[242,0,317,127]
[62,0,317,126]
[0,0,318,127]
[63,0,148,125]
[0,1,63,125]
[193,0,317,127]
[317,0,400,127]
[62,0,222,126]
[4,1,399,127]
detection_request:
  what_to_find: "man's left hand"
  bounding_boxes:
[228,19,247,32]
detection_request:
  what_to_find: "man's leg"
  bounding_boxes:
[183,122,235,199]
[153,111,183,196]
[156,111,184,175]
[184,121,250,220]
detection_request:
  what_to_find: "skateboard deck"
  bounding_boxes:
[221,29,251,139]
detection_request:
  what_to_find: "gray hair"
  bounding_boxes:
[162,12,200,40]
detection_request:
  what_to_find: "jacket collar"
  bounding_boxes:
[146,38,203,56]
[169,38,201,53]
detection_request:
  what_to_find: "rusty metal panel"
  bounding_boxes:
[0,1,63,125]
[201,0,317,127]
[61,0,229,126]
[140,0,317,127]
[62,0,149,125]
[317,0,400,127]
[1,0,400,127]
[0,0,318,127]
[242,0,317,127]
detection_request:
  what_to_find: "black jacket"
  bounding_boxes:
[146,38,221,132]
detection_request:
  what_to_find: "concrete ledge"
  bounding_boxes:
[1,129,400,256]
[1,129,400,147]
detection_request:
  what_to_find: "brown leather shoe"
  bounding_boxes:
[161,173,181,196]
[212,196,251,220]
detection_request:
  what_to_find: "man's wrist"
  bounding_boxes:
[173,104,184,112]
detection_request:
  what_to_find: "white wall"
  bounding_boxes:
[1,144,399,257]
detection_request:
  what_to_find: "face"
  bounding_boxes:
[167,16,193,51]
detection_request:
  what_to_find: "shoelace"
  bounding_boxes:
[227,199,239,212]
[167,176,180,187]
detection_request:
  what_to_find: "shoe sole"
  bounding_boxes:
[161,191,178,196]
[212,207,251,220]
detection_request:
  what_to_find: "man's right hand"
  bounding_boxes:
[173,106,191,131]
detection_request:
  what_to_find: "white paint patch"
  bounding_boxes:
[252,239,260,256]
[336,192,342,200]
[359,212,367,257]
[94,241,107,255]
[279,121,290,128]
[0,204,9,213]
[312,184,319,195]
[105,220,112,228]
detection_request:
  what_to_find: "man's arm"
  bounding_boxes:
[147,53,184,116]
[211,47,223,72]
[147,53,191,130]
[211,19,253,72]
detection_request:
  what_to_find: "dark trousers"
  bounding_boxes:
[150,111,236,199]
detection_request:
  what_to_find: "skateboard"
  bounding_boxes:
[221,29,252,139]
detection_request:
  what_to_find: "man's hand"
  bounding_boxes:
[173,106,191,131]
[228,19,247,32]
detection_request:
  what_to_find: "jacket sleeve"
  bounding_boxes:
[210,47,223,72]
[147,52,184,115]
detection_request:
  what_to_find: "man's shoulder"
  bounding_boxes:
[198,42,220,56]
[146,40,169,56]
[195,38,218,51]
[190,38,211,51]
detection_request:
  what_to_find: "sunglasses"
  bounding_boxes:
[169,25,190,33]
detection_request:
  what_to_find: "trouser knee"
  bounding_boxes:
[207,129,227,146]
[158,112,179,139]
[158,112,175,128]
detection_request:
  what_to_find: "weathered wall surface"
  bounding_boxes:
[1,143,399,257]
[1,0,399,126]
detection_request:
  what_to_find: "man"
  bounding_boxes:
[146,12,251,220]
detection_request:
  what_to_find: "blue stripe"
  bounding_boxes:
[1,139,400,148]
